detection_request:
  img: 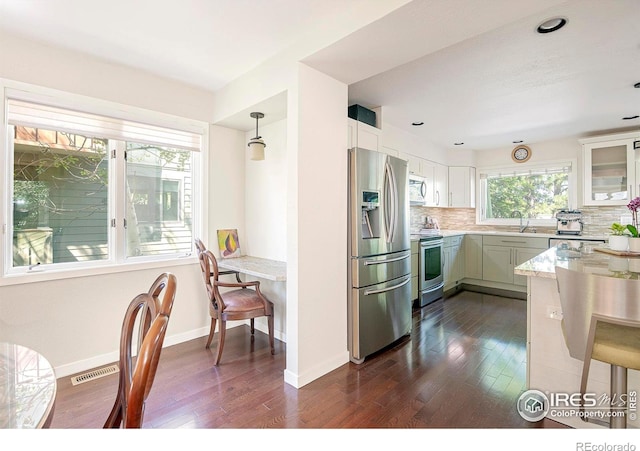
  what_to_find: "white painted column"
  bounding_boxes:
[284,64,350,388]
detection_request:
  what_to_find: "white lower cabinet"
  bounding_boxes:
[482,245,513,284]
[441,233,547,293]
[443,235,464,291]
[463,234,483,280]
[513,248,543,286]
[482,235,547,286]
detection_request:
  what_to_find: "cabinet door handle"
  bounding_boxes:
[509,248,513,265]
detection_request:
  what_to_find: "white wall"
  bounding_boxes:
[0,31,215,122]
[0,34,222,377]
[0,12,396,387]
[0,265,206,377]
[212,59,351,387]
[208,123,289,341]
[382,122,476,166]
[474,137,582,210]
[244,119,288,261]
[473,137,580,168]
[209,125,246,251]
[284,64,349,388]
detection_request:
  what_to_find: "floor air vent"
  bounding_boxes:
[70,364,119,386]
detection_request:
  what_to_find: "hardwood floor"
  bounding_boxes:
[50,290,566,429]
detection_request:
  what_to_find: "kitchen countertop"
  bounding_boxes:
[217,255,287,281]
[412,229,607,240]
[514,245,640,280]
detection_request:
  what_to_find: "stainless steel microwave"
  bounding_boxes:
[408,174,427,206]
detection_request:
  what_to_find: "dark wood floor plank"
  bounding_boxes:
[49,290,569,429]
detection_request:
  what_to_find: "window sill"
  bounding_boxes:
[0,256,197,287]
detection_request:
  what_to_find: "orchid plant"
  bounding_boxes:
[626,196,640,237]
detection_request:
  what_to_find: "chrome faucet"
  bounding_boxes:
[511,210,530,233]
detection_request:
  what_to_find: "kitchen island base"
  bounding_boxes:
[526,273,640,429]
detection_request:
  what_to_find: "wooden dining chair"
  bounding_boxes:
[104,272,177,428]
[195,238,242,282]
[198,249,274,365]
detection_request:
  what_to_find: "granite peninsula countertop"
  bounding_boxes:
[514,245,640,280]
[217,255,286,281]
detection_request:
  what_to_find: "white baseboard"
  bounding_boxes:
[54,321,285,379]
[54,326,211,378]
[283,350,350,388]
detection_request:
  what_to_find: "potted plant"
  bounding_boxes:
[609,222,629,251]
[627,197,640,252]
[627,224,640,252]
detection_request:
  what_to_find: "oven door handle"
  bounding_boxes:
[364,276,410,296]
[363,254,410,265]
[420,241,443,250]
[422,281,444,293]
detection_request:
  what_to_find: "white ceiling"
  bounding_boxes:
[0,0,374,92]
[331,0,640,150]
[0,0,638,150]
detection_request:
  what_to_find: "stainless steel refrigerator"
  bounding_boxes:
[348,147,411,364]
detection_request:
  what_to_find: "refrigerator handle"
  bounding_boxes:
[364,276,410,296]
[384,159,398,244]
[383,161,392,242]
[363,253,410,265]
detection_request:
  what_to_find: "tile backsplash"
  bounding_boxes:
[411,206,629,237]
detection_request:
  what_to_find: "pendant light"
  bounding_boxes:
[248,112,266,160]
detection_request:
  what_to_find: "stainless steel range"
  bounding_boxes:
[417,234,444,307]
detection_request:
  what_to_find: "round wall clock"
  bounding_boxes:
[511,145,532,163]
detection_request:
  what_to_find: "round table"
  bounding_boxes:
[0,342,57,428]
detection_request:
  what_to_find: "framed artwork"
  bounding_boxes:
[217,229,241,258]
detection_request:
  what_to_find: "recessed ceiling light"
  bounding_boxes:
[635,82,640,88]
[412,121,424,126]
[536,17,567,34]
[623,115,639,120]
[513,140,523,144]
[454,142,464,146]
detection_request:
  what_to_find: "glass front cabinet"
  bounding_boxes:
[581,132,640,206]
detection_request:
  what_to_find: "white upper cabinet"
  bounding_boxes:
[348,118,381,153]
[448,166,476,208]
[581,132,640,206]
[420,160,448,207]
[403,153,422,175]
[433,162,448,207]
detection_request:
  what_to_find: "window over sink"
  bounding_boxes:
[478,161,576,227]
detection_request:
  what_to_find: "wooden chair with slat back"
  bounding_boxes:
[104,272,177,428]
[197,246,274,365]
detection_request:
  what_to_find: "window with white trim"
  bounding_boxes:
[478,162,575,225]
[5,94,203,275]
